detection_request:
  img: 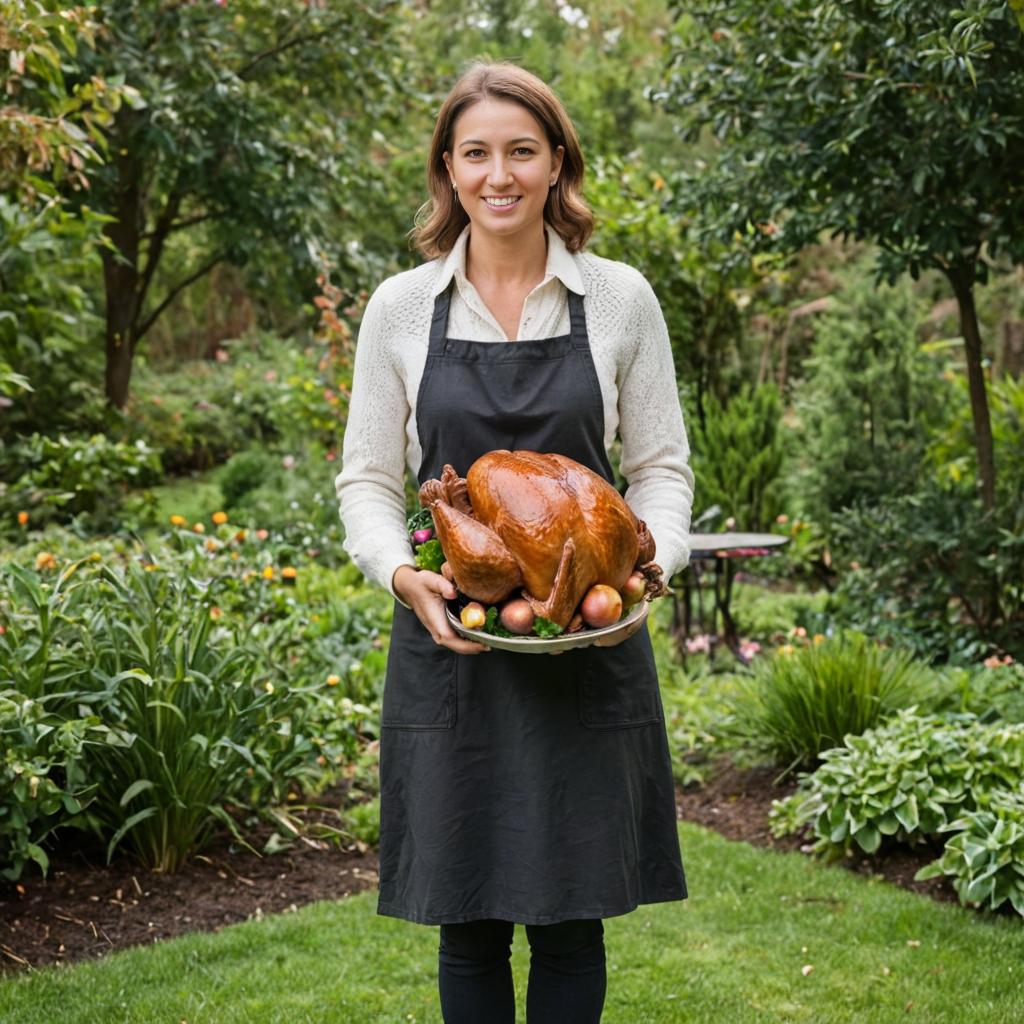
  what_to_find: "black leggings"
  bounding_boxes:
[438,918,606,1024]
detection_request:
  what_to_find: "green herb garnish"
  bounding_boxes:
[413,539,445,573]
[407,508,433,534]
[532,616,563,638]
[483,605,516,638]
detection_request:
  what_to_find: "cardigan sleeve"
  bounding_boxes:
[616,272,695,578]
[334,281,417,606]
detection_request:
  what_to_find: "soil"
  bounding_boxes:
[0,782,379,974]
[1,756,957,976]
[675,756,956,904]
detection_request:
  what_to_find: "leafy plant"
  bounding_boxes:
[915,793,1024,916]
[771,710,1024,856]
[689,382,785,531]
[734,631,928,770]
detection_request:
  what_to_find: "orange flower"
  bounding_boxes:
[234,529,248,542]
[212,511,228,525]
[255,529,269,541]
[192,522,205,534]
[326,674,341,686]
[205,539,218,553]
[281,566,297,579]
[170,514,187,527]
[209,606,223,619]
[17,511,29,526]
[35,551,57,571]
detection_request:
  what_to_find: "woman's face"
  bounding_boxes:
[443,98,564,245]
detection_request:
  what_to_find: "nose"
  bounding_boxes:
[486,156,513,189]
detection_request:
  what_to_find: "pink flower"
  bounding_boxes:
[685,634,712,654]
[739,639,761,660]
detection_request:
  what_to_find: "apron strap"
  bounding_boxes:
[568,291,589,350]
[428,285,453,356]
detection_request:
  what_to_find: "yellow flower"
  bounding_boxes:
[89,552,102,562]
[261,566,275,580]
[778,644,796,656]
[212,511,228,525]
[209,606,222,620]
[192,522,205,534]
[143,562,159,572]
[264,681,275,693]
[35,551,57,571]
[326,674,341,686]
[813,634,826,645]
[205,539,218,553]
[170,514,187,527]
[17,511,29,526]
[231,551,239,561]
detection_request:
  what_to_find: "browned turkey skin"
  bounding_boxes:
[418,450,666,628]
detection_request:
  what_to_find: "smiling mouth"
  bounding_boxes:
[483,196,521,207]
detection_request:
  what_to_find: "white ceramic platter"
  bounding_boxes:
[446,599,648,654]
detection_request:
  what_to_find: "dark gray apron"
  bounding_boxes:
[377,282,686,926]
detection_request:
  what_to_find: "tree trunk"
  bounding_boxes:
[102,128,145,410]
[945,264,997,511]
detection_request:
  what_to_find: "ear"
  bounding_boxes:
[550,144,565,180]
[443,151,454,186]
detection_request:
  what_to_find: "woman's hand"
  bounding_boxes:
[592,600,649,647]
[392,565,490,655]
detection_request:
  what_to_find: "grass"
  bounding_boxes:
[3,823,1022,1023]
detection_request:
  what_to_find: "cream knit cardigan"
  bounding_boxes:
[335,224,694,602]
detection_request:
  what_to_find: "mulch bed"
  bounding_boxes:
[0,782,378,974]
[676,755,956,904]
[2,756,958,976]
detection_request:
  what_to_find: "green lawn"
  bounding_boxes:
[2,823,1021,1023]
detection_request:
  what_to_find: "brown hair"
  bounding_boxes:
[411,61,593,259]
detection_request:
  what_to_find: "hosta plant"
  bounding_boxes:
[770,710,1024,855]
[915,793,1024,916]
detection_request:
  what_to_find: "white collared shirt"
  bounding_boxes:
[336,223,694,602]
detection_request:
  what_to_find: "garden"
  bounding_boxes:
[2,2,1023,1021]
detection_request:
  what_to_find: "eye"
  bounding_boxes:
[512,146,535,156]
[465,148,486,158]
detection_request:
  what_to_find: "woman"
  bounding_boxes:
[336,61,694,1024]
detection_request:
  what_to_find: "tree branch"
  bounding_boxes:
[140,211,217,240]
[236,22,337,81]
[134,249,229,345]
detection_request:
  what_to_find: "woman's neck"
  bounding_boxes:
[465,224,548,290]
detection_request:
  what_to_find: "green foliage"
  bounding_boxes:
[915,794,1024,915]
[1,433,162,536]
[771,709,1024,914]
[413,540,445,574]
[927,373,1024,526]
[0,529,390,878]
[922,663,1024,725]
[0,693,97,881]
[830,480,1024,663]
[787,273,952,525]
[689,382,784,530]
[662,0,1024,282]
[735,631,928,770]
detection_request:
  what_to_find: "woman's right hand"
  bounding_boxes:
[392,565,490,655]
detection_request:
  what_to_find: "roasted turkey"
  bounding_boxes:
[418,450,667,628]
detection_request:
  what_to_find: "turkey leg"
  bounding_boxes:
[425,500,523,605]
[522,536,581,629]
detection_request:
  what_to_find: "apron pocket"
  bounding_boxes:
[381,602,457,729]
[576,627,663,729]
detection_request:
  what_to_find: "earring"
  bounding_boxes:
[452,181,458,193]
[549,179,557,187]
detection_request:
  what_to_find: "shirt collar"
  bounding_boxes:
[431,222,586,297]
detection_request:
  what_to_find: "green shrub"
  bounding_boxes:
[689,382,785,531]
[915,793,1024,915]
[920,663,1024,724]
[0,433,162,536]
[771,710,1024,856]
[785,271,952,526]
[829,480,1024,663]
[734,631,928,770]
[0,532,389,876]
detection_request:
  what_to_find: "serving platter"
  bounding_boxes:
[446,598,648,654]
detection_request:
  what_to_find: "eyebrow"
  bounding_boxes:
[458,136,541,148]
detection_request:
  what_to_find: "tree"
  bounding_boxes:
[659,0,1024,511]
[59,0,401,408]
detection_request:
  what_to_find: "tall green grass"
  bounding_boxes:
[735,630,930,772]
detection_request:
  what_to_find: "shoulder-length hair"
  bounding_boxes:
[411,61,593,259]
